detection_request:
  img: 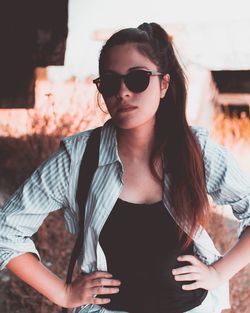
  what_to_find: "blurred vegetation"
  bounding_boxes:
[0,104,108,195]
[212,111,250,145]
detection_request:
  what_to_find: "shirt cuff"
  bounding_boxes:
[0,246,41,271]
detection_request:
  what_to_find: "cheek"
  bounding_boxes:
[143,88,161,112]
[147,79,162,98]
[103,97,115,113]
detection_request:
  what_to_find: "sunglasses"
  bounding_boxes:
[93,69,163,97]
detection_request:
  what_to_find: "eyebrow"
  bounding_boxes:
[103,66,150,74]
[128,66,149,71]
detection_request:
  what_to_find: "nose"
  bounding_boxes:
[116,78,131,98]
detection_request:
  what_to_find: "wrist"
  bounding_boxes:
[210,262,230,283]
[50,281,69,307]
[7,254,70,307]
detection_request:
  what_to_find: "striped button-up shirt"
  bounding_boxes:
[1,119,250,311]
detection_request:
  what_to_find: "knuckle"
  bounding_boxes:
[95,297,108,304]
[92,287,97,293]
[189,274,195,280]
[99,278,105,285]
[95,278,102,285]
[91,272,99,278]
[93,298,99,304]
[194,282,199,289]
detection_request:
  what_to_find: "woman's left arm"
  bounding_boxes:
[172,226,250,290]
[172,129,250,290]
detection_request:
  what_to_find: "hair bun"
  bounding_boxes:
[137,22,154,37]
[138,22,171,44]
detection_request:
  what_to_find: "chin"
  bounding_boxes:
[112,117,153,131]
[111,118,136,129]
[114,121,137,130]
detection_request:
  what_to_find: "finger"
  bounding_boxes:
[91,286,120,295]
[181,281,202,291]
[174,273,200,281]
[177,255,201,266]
[91,278,121,287]
[91,297,111,305]
[86,271,113,280]
[172,265,200,275]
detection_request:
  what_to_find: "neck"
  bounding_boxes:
[116,120,156,161]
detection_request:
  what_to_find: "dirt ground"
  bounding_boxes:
[0,205,249,313]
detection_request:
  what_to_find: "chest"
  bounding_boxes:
[120,160,163,204]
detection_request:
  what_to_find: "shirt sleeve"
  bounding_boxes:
[0,142,71,270]
[199,129,250,238]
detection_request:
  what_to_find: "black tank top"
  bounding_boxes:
[99,198,207,313]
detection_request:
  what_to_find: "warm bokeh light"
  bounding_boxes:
[0,77,108,137]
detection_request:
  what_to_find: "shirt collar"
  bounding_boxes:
[98,119,122,166]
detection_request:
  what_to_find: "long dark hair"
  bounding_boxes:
[98,22,209,247]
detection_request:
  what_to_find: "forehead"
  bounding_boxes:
[102,43,157,73]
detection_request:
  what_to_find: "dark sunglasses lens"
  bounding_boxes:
[126,70,150,93]
[99,74,120,97]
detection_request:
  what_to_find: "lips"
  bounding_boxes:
[117,104,138,113]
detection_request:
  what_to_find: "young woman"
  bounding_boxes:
[1,22,250,313]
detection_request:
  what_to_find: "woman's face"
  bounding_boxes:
[101,43,169,130]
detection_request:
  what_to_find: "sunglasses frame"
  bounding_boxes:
[93,69,164,97]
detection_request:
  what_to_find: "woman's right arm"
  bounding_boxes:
[7,252,120,308]
[0,146,71,271]
[1,139,120,308]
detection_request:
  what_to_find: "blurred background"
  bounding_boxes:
[0,0,250,312]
